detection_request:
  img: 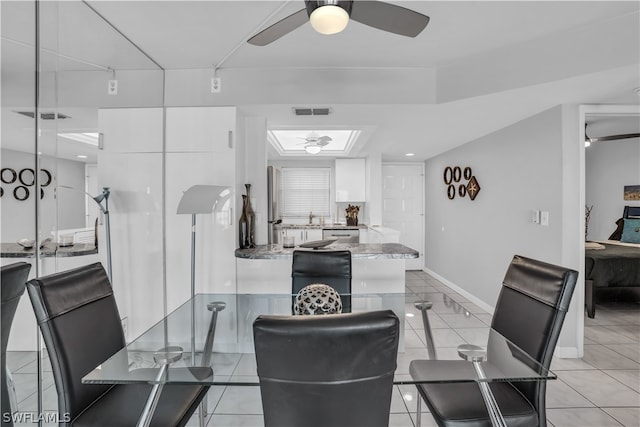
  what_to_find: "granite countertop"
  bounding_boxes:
[235,243,418,260]
[1,242,98,258]
[275,224,367,230]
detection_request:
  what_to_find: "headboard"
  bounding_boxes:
[623,206,640,219]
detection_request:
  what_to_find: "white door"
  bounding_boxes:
[382,163,424,270]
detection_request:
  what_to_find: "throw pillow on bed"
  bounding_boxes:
[620,218,640,244]
[608,218,624,240]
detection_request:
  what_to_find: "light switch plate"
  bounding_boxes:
[541,211,549,226]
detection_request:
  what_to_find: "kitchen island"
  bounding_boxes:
[235,243,418,294]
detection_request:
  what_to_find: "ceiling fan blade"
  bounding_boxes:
[589,133,640,142]
[247,9,308,46]
[350,1,430,38]
[318,136,332,142]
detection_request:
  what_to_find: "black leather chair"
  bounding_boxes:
[25,262,209,427]
[291,250,352,312]
[253,310,399,427]
[1,262,31,427]
[411,255,578,427]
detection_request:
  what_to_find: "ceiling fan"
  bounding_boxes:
[248,1,430,46]
[585,123,640,146]
[298,133,332,154]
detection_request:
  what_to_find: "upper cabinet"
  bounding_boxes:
[98,108,164,153]
[165,106,236,154]
[335,158,366,202]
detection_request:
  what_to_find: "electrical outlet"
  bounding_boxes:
[211,77,221,93]
[108,79,118,95]
[121,317,128,341]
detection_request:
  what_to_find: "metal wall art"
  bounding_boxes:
[0,167,52,200]
[443,166,481,201]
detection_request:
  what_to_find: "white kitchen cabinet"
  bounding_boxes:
[335,158,366,202]
[165,106,236,154]
[284,228,323,244]
[98,108,165,339]
[164,107,237,303]
[98,108,164,153]
[98,107,239,338]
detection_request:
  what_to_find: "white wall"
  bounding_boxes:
[425,106,581,353]
[1,149,85,242]
[586,138,640,240]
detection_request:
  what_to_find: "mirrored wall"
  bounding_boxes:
[1,1,164,422]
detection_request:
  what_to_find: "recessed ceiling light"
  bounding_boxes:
[77,155,88,159]
[405,153,415,157]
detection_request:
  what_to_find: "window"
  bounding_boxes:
[279,167,331,219]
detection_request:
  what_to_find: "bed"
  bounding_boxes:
[585,206,640,318]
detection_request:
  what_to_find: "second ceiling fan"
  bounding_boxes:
[248,0,430,46]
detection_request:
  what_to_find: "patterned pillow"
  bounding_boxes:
[620,218,640,244]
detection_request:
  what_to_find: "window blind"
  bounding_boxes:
[279,167,331,218]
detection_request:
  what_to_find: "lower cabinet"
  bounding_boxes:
[284,228,323,244]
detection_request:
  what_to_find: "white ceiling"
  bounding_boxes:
[1,0,639,163]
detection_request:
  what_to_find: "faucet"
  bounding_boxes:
[309,211,315,224]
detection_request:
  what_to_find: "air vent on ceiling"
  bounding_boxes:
[292,107,331,116]
[15,111,71,120]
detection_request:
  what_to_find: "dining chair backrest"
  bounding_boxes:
[291,250,352,312]
[1,262,31,426]
[253,310,399,427]
[25,262,125,423]
[489,255,578,421]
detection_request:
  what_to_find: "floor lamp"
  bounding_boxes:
[92,187,112,282]
[176,185,231,364]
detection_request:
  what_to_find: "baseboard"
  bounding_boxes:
[422,267,495,315]
[554,346,580,359]
[422,268,582,359]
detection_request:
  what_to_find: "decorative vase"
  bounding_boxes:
[239,195,250,249]
[245,184,256,248]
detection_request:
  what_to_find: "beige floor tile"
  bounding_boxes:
[602,369,640,393]
[547,407,624,427]
[559,370,640,407]
[602,407,640,427]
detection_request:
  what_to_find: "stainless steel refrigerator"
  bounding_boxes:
[267,166,282,244]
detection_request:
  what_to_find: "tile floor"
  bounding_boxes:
[6,270,639,426]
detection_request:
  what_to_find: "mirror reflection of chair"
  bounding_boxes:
[410,255,578,427]
[1,262,31,427]
[291,250,352,313]
[25,262,209,426]
[253,310,399,427]
[294,283,343,315]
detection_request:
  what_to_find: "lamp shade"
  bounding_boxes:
[309,5,349,35]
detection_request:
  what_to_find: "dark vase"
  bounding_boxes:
[245,184,256,248]
[239,195,249,249]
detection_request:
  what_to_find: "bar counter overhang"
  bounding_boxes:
[235,243,418,294]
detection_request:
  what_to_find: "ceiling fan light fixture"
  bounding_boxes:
[309,5,349,35]
[305,145,322,154]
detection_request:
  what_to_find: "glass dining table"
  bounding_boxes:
[82,292,556,427]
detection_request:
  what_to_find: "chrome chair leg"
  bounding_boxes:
[6,366,17,414]
[416,394,422,427]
